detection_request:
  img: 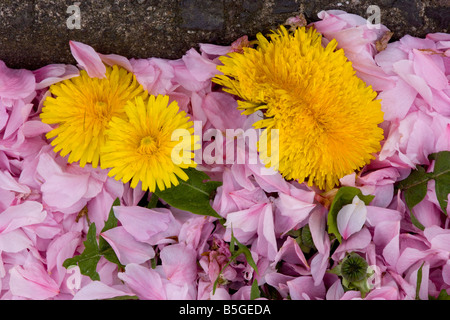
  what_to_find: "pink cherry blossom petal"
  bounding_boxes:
[69,41,106,78]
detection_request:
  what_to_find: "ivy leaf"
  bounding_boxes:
[63,198,124,280]
[327,186,374,243]
[154,168,222,219]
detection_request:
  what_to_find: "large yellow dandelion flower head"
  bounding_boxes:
[40,65,148,168]
[213,26,384,190]
[101,95,199,192]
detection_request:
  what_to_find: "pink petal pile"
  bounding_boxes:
[0,10,449,300]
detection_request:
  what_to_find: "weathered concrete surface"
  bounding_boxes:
[0,0,448,70]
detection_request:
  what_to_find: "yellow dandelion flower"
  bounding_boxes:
[213,26,384,190]
[101,95,199,192]
[40,65,148,168]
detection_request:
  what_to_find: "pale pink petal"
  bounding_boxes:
[230,164,255,190]
[396,247,430,274]
[178,216,214,251]
[130,58,175,95]
[160,244,197,285]
[9,258,60,299]
[337,196,367,240]
[113,206,179,245]
[405,262,430,300]
[46,231,81,286]
[0,201,45,233]
[365,286,399,300]
[229,188,268,210]
[190,91,208,124]
[3,101,33,139]
[0,61,36,100]
[182,48,219,82]
[375,42,408,74]
[199,43,231,57]
[21,120,52,137]
[101,226,155,265]
[41,171,90,210]
[332,227,372,261]
[165,282,194,300]
[0,229,33,253]
[374,221,400,266]
[255,203,278,260]
[210,287,231,300]
[287,276,326,300]
[98,53,133,72]
[0,170,30,194]
[413,198,442,228]
[273,237,309,268]
[33,64,79,90]
[413,49,449,91]
[340,291,362,300]
[265,273,295,298]
[275,192,316,235]
[212,169,241,216]
[118,263,166,300]
[365,205,402,227]
[310,252,329,286]
[393,60,433,105]
[309,206,329,254]
[353,61,395,91]
[424,225,450,252]
[326,280,345,300]
[378,77,417,121]
[224,203,266,233]
[202,92,247,131]
[69,41,106,78]
[0,103,8,131]
[247,163,290,194]
[86,187,117,232]
[73,281,136,300]
[442,261,450,286]
[170,60,209,92]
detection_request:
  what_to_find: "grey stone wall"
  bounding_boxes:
[0,0,448,70]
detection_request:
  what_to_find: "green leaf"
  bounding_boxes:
[397,151,450,229]
[415,262,425,300]
[147,192,159,209]
[430,151,450,213]
[397,165,427,230]
[250,279,261,300]
[63,199,124,280]
[232,231,258,274]
[98,198,120,252]
[431,289,450,300]
[327,186,374,243]
[104,295,139,300]
[212,229,259,295]
[63,223,101,281]
[154,168,222,218]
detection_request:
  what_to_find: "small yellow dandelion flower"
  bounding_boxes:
[101,95,199,192]
[213,26,384,190]
[40,65,148,168]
